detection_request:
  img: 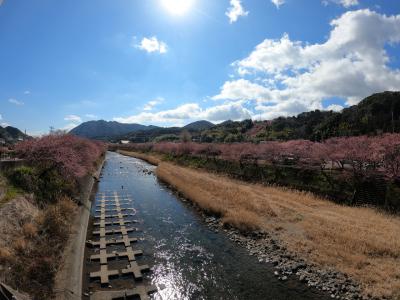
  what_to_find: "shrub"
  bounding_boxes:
[14,134,106,203]
[7,166,38,193]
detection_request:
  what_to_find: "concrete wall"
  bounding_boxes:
[53,157,105,300]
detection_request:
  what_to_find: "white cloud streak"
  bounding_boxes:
[323,0,359,8]
[271,0,285,8]
[136,36,167,54]
[64,114,82,123]
[226,0,248,24]
[114,102,252,125]
[8,98,24,106]
[213,9,400,119]
[143,98,164,111]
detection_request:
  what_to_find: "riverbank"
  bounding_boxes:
[117,149,162,165]
[53,156,105,300]
[118,150,400,300]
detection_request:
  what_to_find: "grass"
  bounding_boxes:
[156,161,400,299]
[117,150,162,166]
[0,197,76,299]
[0,174,23,208]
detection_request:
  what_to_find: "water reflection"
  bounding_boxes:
[93,152,329,300]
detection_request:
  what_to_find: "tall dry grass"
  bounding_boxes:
[0,196,76,299]
[156,161,400,299]
[117,150,162,166]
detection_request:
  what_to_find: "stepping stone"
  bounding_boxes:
[93,220,108,228]
[113,218,135,227]
[89,265,119,285]
[95,207,132,214]
[97,201,131,207]
[88,237,108,249]
[90,249,117,264]
[125,285,157,300]
[95,208,106,214]
[88,236,138,249]
[92,228,107,237]
[110,213,135,219]
[93,226,136,237]
[121,261,150,279]
[89,285,156,300]
[93,219,133,228]
[116,246,143,261]
[116,236,138,247]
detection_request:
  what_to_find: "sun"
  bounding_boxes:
[161,0,195,16]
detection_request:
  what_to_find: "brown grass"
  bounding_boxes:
[117,150,162,166]
[0,196,77,299]
[156,161,400,299]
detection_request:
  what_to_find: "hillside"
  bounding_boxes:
[183,120,214,131]
[71,92,399,142]
[69,120,158,139]
[71,120,214,141]
[315,91,400,139]
[200,91,400,142]
[0,126,29,143]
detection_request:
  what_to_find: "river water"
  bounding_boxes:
[85,151,330,300]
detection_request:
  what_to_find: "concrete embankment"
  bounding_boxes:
[54,158,105,300]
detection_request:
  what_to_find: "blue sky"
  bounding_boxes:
[0,0,399,135]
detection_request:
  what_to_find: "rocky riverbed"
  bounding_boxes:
[174,194,384,300]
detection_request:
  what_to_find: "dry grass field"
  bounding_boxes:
[117,150,162,166]
[156,161,400,299]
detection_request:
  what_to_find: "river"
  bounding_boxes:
[83,151,330,300]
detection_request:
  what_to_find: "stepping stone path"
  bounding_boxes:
[87,191,156,299]
[91,285,157,300]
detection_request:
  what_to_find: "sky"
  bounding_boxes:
[0,0,399,135]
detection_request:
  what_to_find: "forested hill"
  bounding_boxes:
[0,125,29,143]
[71,91,399,142]
[200,91,400,142]
[69,120,158,139]
[314,91,400,139]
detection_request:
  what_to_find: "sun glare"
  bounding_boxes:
[161,0,195,16]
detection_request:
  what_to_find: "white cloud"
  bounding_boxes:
[1,122,10,127]
[114,103,200,124]
[201,102,252,122]
[212,79,273,103]
[323,0,359,7]
[64,114,82,123]
[226,0,248,24]
[143,97,164,111]
[136,36,167,54]
[8,98,24,106]
[326,104,344,111]
[213,9,400,119]
[0,114,2,120]
[271,0,285,8]
[114,102,252,125]
[63,123,79,131]
[24,90,30,95]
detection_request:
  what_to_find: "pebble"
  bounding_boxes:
[197,209,372,300]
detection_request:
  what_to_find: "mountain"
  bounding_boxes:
[183,120,214,131]
[71,92,400,142]
[69,120,158,139]
[118,121,215,143]
[199,91,400,142]
[314,91,400,139]
[0,126,29,143]
[71,120,215,141]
